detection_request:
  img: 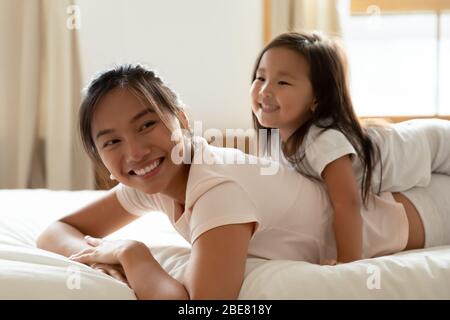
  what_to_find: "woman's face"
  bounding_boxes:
[250,47,316,141]
[91,87,189,197]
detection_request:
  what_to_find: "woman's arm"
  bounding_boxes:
[120,223,254,299]
[182,222,254,299]
[36,192,138,257]
[117,242,189,299]
[322,155,362,263]
[36,220,93,257]
[71,222,255,299]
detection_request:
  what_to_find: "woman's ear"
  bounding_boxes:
[311,100,318,112]
[177,109,191,131]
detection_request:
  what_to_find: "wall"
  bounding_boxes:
[75,0,263,131]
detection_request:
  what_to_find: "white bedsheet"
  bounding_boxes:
[1,189,449,299]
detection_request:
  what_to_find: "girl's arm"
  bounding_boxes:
[73,222,255,299]
[322,155,362,263]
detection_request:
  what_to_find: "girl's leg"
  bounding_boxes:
[399,173,450,249]
[405,119,450,175]
[425,119,450,175]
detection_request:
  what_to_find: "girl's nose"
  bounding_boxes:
[260,83,273,98]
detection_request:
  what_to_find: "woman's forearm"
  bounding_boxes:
[118,242,189,300]
[36,221,91,257]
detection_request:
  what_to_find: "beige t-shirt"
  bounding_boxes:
[114,137,408,263]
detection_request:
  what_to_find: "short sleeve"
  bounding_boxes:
[189,182,260,244]
[113,183,169,216]
[305,128,356,177]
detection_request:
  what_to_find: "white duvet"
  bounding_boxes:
[1,189,449,299]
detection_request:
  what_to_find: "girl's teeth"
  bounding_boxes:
[262,104,278,111]
[134,159,160,176]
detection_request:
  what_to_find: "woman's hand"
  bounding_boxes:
[90,262,129,285]
[69,236,140,265]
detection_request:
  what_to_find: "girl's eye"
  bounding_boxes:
[103,139,120,148]
[256,76,265,82]
[278,81,291,86]
[140,121,156,131]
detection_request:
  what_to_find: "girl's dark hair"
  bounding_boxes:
[79,64,188,188]
[251,32,382,205]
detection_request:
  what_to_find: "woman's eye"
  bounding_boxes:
[103,139,120,148]
[140,121,156,131]
[278,81,291,86]
[256,76,265,82]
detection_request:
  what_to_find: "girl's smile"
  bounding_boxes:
[259,102,280,114]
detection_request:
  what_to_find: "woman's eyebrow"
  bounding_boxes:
[95,109,154,141]
[130,109,154,123]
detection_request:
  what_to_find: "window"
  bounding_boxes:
[347,0,450,117]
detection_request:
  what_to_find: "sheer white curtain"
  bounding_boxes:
[270,0,346,39]
[0,0,94,190]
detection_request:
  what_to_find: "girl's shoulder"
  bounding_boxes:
[304,123,350,150]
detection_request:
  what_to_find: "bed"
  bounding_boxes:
[1,188,449,299]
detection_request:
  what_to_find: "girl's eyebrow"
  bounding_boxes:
[95,109,154,141]
[257,68,296,79]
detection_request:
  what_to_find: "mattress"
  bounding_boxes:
[1,189,449,299]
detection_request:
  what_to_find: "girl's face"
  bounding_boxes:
[250,47,316,141]
[91,88,189,199]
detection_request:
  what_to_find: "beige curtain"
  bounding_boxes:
[270,0,342,39]
[0,0,94,190]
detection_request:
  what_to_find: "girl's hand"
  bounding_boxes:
[90,262,129,285]
[69,236,139,265]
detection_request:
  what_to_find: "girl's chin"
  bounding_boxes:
[258,118,279,129]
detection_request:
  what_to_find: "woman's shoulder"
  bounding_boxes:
[113,183,172,215]
[187,136,297,200]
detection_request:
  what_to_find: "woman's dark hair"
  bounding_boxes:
[79,64,188,188]
[251,32,382,205]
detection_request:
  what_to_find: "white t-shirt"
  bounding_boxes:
[292,121,435,192]
[114,137,408,263]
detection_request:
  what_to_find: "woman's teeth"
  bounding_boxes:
[133,159,161,176]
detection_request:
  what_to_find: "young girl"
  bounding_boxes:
[250,31,450,264]
[37,64,448,299]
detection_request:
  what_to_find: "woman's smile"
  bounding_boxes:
[128,156,165,180]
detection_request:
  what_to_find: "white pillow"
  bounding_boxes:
[1,189,450,299]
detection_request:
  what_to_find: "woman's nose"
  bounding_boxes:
[125,139,151,162]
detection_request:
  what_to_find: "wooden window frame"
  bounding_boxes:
[351,0,450,14]
[361,115,450,123]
